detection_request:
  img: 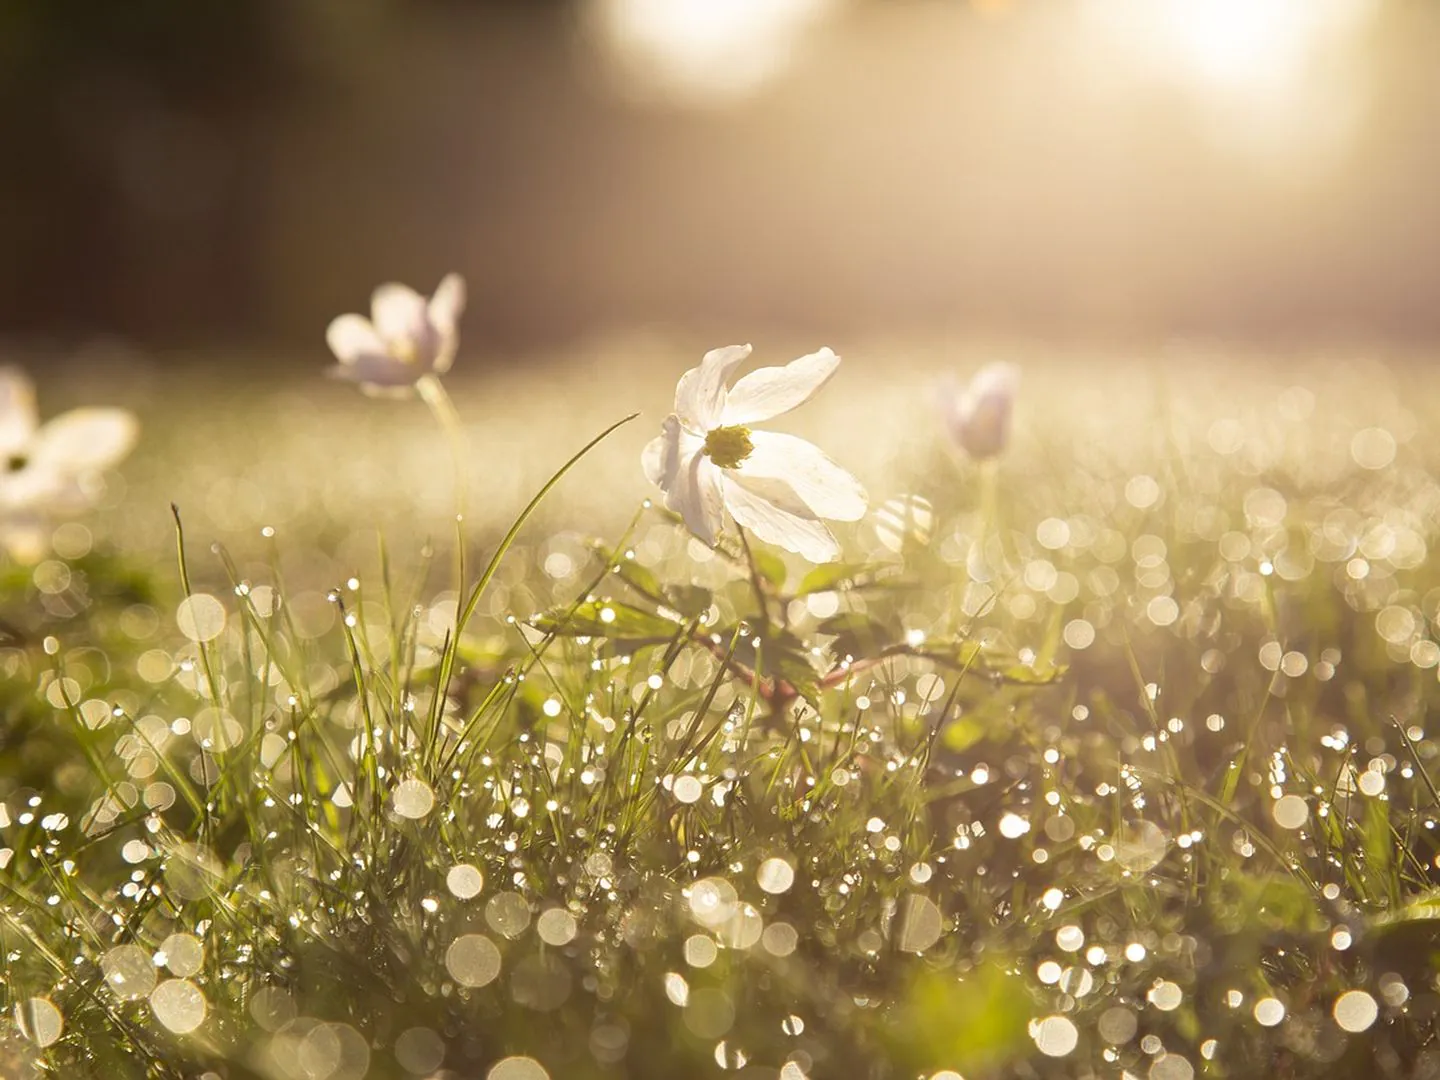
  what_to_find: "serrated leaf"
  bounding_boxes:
[531,600,679,642]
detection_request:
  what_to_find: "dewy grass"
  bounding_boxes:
[3,353,1440,1080]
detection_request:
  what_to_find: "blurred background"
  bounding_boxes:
[3,0,1438,360]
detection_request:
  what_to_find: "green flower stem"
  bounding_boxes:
[976,456,1000,568]
[416,373,468,522]
[736,526,773,630]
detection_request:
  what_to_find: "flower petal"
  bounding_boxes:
[643,415,705,490]
[643,415,677,488]
[0,514,50,564]
[721,475,841,563]
[30,409,138,474]
[945,362,1018,459]
[371,283,434,349]
[720,347,841,425]
[970,361,1020,401]
[428,274,467,374]
[325,315,384,364]
[326,357,421,390]
[733,431,867,521]
[641,434,670,489]
[669,450,725,545]
[674,344,752,432]
[0,465,65,514]
[428,274,466,334]
[0,367,38,460]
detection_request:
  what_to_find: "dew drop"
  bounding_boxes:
[446,934,501,988]
[150,978,206,1034]
[447,863,484,899]
[1333,989,1378,1033]
[14,997,63,1047]
[1032,1015,1079,1057]
[757,858,796,895]
[392,778,435,820]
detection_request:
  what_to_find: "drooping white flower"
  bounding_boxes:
[941,362,1019,460]
[0,367,139,559]
[325,274,467,395]
[642,344,867,563]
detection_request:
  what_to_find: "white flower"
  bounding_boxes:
[0,367,139,559]
[642,344,867,563]
[941,361,1019,460]
[325,274,467,395]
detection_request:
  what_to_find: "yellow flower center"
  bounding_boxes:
[703,425,754,469]
[387,335,419,364]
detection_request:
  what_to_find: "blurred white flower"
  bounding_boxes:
[0,367,139,560]
[325,274,466,395]
[642,344,867,563]
[941,362,1019,460]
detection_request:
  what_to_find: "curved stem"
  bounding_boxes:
[736,526,772,629]
[416,373,468,521]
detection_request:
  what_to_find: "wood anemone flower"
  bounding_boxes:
[941,361,1019,460]
[325,274,467,396]
[642,344,867,563]
[0,367,139,560]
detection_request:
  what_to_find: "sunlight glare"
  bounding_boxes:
[1085,0,1375,95]
[589,0,835,103]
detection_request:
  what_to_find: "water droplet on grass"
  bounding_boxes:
[14,997,63,1047]
[392,778,435,819]
[176,594,226,643]
[488,1056,548,1080]
[395,1026,447,1074]
[1031,1015,1079,1057]
[102,944,156,1001]
[446,934,501,988]
[447,863,483,899]
[150,978,206,1033]
[1333,989,1378,1032]
[757,858,795,894]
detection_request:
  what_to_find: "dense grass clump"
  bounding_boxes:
[2,354,1440,1079]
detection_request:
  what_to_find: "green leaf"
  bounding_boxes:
[751,547,788,590]
[884,963,1029,1074]
[795,562,878,596]
[915,637,987,668]
[817,612,899,659]
[610,557,665,602]
[531,601,679,643]
[759,630,821,708]
[941,715,987,754]
[998,661,1069,685]
[664,584,713,619]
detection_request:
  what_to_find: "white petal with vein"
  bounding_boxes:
[722,477,840,563]
[325,315,384,364]
[721,348,841,425]
[736,431,866,521]
[670,452,725,544]
[428,274,467,333]
[370,283,431,345]
[0,367,38,459]
[31,409,139,473]
[674,344,751,431]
